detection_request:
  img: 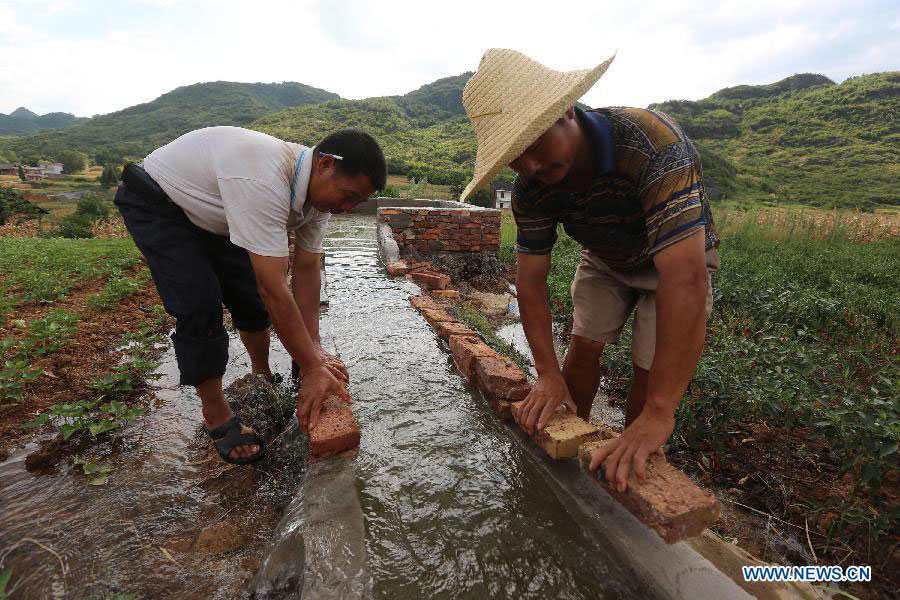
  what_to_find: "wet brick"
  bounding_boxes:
[419,308,455,327]
[410,271,450,290]
[310,395,360,457]
[385,261,410,277]
[509,404,600,458]
[449,335,499,383]
[431,289,460,299]
[474,356,529,400]
[433,320,478,341]
[409,295,440,311]
[578,440,721,543]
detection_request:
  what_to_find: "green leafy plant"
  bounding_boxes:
[78,460,115,486]
[0,568,11,600]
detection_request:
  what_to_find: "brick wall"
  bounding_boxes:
[377,207,501,254]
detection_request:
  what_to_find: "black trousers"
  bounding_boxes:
[114,176,271,386]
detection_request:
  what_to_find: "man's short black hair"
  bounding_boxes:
[316,129,387,191]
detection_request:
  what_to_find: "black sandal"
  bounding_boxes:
[208,417,267,465]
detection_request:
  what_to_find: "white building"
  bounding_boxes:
[39,162,64,175]
[495,189,511,209]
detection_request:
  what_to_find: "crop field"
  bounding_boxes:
[0,236,168,456]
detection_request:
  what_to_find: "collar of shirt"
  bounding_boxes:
[575,106,616,175]
[290,144,314,212]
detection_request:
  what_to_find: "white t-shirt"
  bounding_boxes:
[143,126,329,257]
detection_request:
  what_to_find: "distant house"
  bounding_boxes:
[0,163,18,176]
[495,188,511,209]
[39,162,63,175]
[23,166,46,181]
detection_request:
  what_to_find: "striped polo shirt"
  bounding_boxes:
[512,107,719,270]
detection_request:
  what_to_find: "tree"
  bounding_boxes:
[99,164,119,186]
[447,171,467,200]
[17,165,26,182]
[0,188,47,225]
[57,149,86,174]
[468,187,494,208]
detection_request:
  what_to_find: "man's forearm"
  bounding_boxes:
[646,278,708,416]
[262,282,322,375]
[517,278,561,377]
[292,260,321,346]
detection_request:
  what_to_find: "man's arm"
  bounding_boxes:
[291,248,348,382]
[247,252,350,432]
[590,229,709,490]
[514,252,577,433]
[291,248,322,345]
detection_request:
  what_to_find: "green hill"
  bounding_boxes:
[250,74,478,185]
[0,107,86,136]
[2,71,897,209]
[651,72,900,208]
[0,81,339,165]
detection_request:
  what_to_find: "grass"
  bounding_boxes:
[454,304,531,374]
[384,174,454,200]
[0,237,141,320]
[500,205,899,573]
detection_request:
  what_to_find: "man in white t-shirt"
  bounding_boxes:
[115,126,386,464]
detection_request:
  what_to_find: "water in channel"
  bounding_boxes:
[320,214,639,599]
[0,213,641,599]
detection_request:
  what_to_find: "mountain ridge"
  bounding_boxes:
[1,71,897,209]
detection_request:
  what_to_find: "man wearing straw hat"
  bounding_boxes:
[460,49,719,493]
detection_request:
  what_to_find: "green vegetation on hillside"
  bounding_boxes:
[652,72,900,208]
[2,70,897,209]
[0,81,339,166]
[0,107,85,136]
[251,75,478,185]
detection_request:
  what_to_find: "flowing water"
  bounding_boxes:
[0,214,641,599]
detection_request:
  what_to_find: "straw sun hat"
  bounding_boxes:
[460,49,616,202]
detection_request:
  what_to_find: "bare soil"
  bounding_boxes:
[0,279,169,459]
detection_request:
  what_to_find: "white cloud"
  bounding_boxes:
[0,0,897,116]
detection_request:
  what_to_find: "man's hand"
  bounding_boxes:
[589,409,673,492]
[297,365,351,433]
[514,373,578,434]
[319,349,349,384]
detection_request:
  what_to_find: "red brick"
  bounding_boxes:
[434,320,477,340]
[474,356,528,399]
[449,335,499,382]
[406,261,433,272]
[309,395,360,457]
[409,294,440,311]
[578,441,721,543]
[410,271,450,290]
[385,261,409,277]
[431,289,460,299]
[419,308,454,327]
[379,209,401,216]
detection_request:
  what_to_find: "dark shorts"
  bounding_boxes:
[114,171,270,386]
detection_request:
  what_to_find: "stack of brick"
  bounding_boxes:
[385,260,459,295]
[378,207,501,254]
[408,300,533,421]
[407,293,720,543]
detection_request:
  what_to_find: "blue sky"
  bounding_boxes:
[1,0,897,117]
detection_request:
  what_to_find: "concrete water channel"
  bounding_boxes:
[0,212,750,599]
